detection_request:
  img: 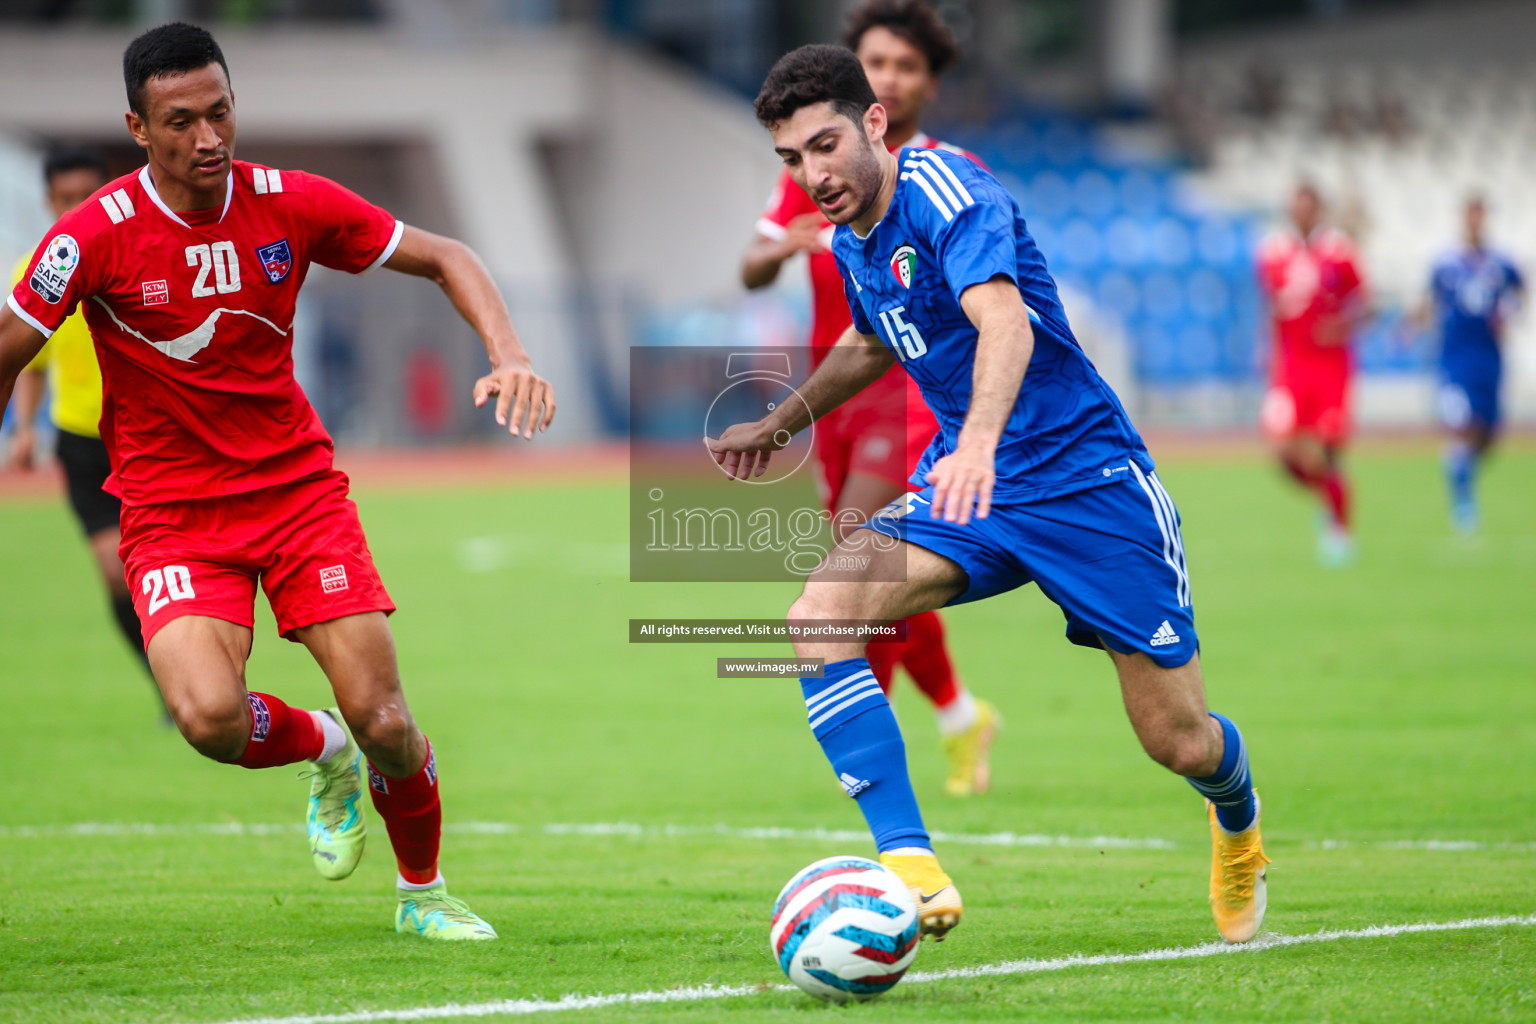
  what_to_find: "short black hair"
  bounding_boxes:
[43,147,109,188]
[843,0,960,76]
[123,22,230,117]
[755,44,878,129]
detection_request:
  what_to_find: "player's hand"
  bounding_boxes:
[925,446,995,525]
[783,213,829,254]
[473,360,555,440]
[704,420,788,481]
[4,424,35,471]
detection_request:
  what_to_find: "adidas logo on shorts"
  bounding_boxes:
[1149,620,1181,647]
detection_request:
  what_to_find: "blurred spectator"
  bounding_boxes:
[1240,61,1285,122]
[1372,81,1413,142]
[1159,68,1219,167]
[1321,81,1363,139]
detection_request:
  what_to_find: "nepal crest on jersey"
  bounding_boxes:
[255,238,292,284]
[890,244,917,288]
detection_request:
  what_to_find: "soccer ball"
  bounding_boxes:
[769,855,920,1003]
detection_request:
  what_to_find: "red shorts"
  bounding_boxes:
[814,400,940,513]
[120,470,394,648]
[1261,374,1352,446]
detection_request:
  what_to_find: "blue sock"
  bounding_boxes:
[1186,712,1257,833]
[1445,441,1475,508]
[802,658,930,853]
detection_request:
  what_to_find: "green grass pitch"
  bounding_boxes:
[1,442,1533,1023]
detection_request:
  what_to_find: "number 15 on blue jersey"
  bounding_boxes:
[876,305,928,361]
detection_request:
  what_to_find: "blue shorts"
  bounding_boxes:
[859,466,1198,668]
[1437,374,1500,430]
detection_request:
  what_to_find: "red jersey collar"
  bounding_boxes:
[137,164,234,228]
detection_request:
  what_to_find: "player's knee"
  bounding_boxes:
[789,585,854,624]
[346,703,416,761]
[1140,727,1213,778]
[169,694,249,761]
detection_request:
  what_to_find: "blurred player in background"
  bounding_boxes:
[5,147,163,718]
[741,0,999,797]
[0,23,554,939]
[1256,182,1367,567]
[1424,195,1523,535]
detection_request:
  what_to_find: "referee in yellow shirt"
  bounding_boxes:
[6,149,156,701]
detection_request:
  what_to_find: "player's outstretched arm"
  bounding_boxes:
[0,306,48,435]
[926,277,1034,525]
[741,213,824,290]
[383,225,555,439]
[4,368,45,470]
[705,326,894,481]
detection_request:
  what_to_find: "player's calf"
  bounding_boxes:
[338,700,423,779]
[1114,653,1224,780]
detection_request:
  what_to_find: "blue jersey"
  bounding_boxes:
[1431,247,1523,383]
[831,147,1150,504]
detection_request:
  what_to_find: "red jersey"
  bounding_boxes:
[1256,227,1366,385]
[7,162,401,507]
[756,135,981,423]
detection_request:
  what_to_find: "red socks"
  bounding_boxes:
[368,742,442,885]
[233,692,323,769]
[1281,455,1351,529]
[1320,470,1350,529]
[899,611,960,708]
[863,611,960,707]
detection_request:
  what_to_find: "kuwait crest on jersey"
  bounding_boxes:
[890,244,917,288]
[255,238,292,284]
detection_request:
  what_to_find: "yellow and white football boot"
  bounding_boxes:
[1208,793,1271,943]
[880,850,963,941]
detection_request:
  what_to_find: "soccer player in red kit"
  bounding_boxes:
[741,0,998,796]
[1256,182,1367,567]
[0,24,554,939]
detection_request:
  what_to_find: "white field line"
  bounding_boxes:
[185,914,1536,1024]
[2,820,1534,852]
[0,821,1171,849]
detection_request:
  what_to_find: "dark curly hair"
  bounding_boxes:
[755,44,879,129]
[123,22,230,117]
[843,0,960,76]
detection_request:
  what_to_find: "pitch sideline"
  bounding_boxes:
[183,914,1536,1024]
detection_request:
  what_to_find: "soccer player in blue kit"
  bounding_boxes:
[1427,195,1524,535]
[707,45,1268,945]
